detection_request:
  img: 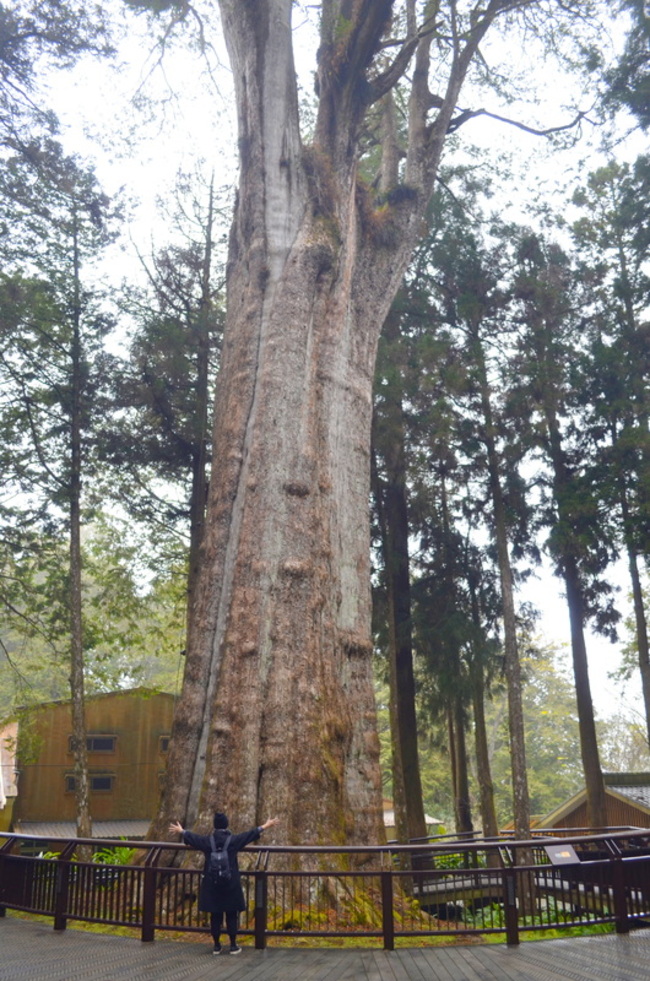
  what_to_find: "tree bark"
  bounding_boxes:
[453,698,473,835]
[469,653,499,839]
[618,462,650,747]
[628,540,650,747]
[69,209,92,842]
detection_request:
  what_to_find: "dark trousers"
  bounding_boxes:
[210,910,239,945]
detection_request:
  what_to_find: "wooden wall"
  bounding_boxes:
[552,793,650,830]
[12,691,174,824]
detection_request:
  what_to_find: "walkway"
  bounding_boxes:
[2,915,650,981]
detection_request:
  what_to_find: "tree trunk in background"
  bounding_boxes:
[69,210,92,842]
[467,571,499,838]
[629,543,650,747]
[545,409,607,829]
[562,556,608,827]
[453,698,473,835]
[473,330,531,838]
[620,479,650,746]
[470,658,499,839]
[371,308,427,845]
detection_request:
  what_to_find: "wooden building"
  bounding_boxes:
[537,772,650,830]
[4,688,175,838]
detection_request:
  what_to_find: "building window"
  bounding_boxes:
[159,736,170,753]
[65,773,115,793]
[68,735,117,754]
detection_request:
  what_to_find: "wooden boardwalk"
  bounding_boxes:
[2,915,650,981]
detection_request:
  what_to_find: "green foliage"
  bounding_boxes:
[0,516,187,719]
[604,0,650,129]
[93,842,137,865]
[482,643,584,824]
[0,1,113,139]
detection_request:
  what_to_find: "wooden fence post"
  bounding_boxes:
[141,847,161,943]
[254,870,268,949]
[53,842,77,932]
[502,868,519,946]
[381,871,395,951]
[611,855,629,935]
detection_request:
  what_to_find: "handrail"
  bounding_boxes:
[1,825,646,853]
[2,827,649,950]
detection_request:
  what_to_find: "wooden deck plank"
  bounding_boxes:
[359,951,391,981]
[512,934,650,981]
[404,947,463,981]
[456,944,552,981]
[4,915,650,981]
[400,950,441,981]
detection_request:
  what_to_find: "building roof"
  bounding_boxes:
[538,772,650,828]
[13,687,175,714]
[13,820,151,840]
[604,772,650,811]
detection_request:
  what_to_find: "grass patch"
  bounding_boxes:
[3,907,617,950]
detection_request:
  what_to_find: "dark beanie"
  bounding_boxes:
[213,812,228,829]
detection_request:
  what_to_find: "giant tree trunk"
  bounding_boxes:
[151,0,525,848]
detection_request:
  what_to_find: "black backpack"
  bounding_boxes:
[208,832,232,886]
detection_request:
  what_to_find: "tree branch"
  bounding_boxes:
[368,24,433,106]
[447,106,594,136]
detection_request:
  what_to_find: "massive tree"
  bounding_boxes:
[154,0,604,846]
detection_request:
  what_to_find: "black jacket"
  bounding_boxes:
[182,826,262,912]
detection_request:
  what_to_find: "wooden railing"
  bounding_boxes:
[2,828,650,948]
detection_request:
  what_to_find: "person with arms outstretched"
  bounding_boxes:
[169,811,278,954]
